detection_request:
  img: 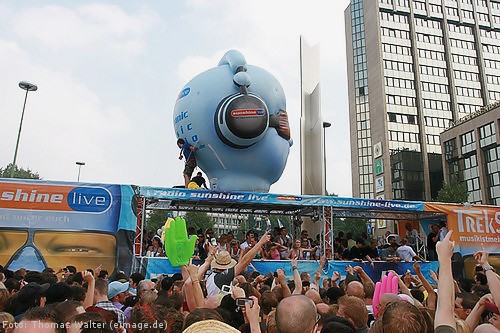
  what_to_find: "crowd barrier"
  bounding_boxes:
[141,257,439,283]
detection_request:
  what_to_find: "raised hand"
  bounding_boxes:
[473,245,489,266]
[164,216,198,266]
[436,230,454,260]
[413,261,421,275]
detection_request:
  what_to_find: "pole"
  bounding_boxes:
[11,89,29,178]
[76,162,85,182]
[322,122,331,195]
[77,165,82,182]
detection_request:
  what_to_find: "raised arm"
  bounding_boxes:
[434,230,456,330]
[183,264,205,309]
[311,256,326,291]
[474,247,500,308]
[197,245,216,281]
[413,261,436,310]
[234,232,270,276]
[276,268,292,298]
[291,258,302,295]
[465,293,493,331]
[82,271,95,309]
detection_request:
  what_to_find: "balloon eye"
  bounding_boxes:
[214,93,269,148]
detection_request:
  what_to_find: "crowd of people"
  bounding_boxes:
[0,229,498,333]
[145,224,438,264]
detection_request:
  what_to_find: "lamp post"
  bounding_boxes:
[76,162,85,182]
[322,122,331,195]
[11,81,38,178]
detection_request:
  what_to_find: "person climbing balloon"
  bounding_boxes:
[177,138,197,188]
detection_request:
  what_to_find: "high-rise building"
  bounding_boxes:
[345,0,500,201]
[440,102,500,204]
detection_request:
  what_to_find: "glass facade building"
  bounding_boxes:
[345,0,500,201]
[441,104,500,204]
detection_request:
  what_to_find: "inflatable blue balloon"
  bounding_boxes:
[173,50,292,192]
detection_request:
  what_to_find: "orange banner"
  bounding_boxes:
[0,183,71,211]
[424,203,500,254]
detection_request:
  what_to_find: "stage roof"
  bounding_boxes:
[140,187,446,220]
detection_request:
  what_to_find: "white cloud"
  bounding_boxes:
[13,4,161,56]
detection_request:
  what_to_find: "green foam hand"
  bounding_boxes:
[163,216,198,266]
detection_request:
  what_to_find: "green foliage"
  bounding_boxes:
[436,177,469,203]
[333,217,368,239]
[183,211,214,234]
[0,163,40,179]
[146,210,214,235]
[146,210,171,234]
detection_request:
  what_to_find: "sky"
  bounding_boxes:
[0,0,352,197]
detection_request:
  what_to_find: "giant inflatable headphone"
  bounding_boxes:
[214,52,290,148]
[173,50,292,192]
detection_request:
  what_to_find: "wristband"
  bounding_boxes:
[483,264,495,272]
[292,266,298,271]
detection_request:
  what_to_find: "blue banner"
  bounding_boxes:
[139,187,424,212]
[145,258,439,283]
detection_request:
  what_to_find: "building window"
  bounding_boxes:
[462,154,481,203]
[444,138,458,160]
[479,122,496,148]
[461,130,476,155]
[484,146,500,204]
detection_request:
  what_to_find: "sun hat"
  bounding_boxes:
[108,281,129,299]
[210,251,237,270]
[182,319,240,333]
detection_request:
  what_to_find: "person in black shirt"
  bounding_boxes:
[349,239,366,261]
[191,172,208,189]
[426,224,439,261]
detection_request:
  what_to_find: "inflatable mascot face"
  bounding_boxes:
[173,50,292,192]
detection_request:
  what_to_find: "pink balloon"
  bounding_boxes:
[380,275,388,295]
[391,275,399,294]
[373,281,381,318]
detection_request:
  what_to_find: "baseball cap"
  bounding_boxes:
[108,281,129,299]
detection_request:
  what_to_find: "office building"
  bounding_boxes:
[345,0,500,201]
[441,102,500,204]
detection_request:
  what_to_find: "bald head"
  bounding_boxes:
[305,289,322,304]
[316,303,332,316]
[276,295,317,333]
[346,281,365,299]
[377,293,400,318]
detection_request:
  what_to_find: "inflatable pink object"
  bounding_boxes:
[391,275,399,294]
[372,273,400,319]
[373,281,381,318]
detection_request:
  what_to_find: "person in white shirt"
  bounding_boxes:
[240,230,256,252]
[396,239,425,262]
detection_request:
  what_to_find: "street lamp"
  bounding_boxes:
[11,81,38,178]
[76,162,85,182]
[322,122,332,195]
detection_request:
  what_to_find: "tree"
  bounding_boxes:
[145,210,171,234]
[436,176,469,203]
[145,210,214,236]
[183,211,214,234]
[0,163,40,179]
[333,217,368,239]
